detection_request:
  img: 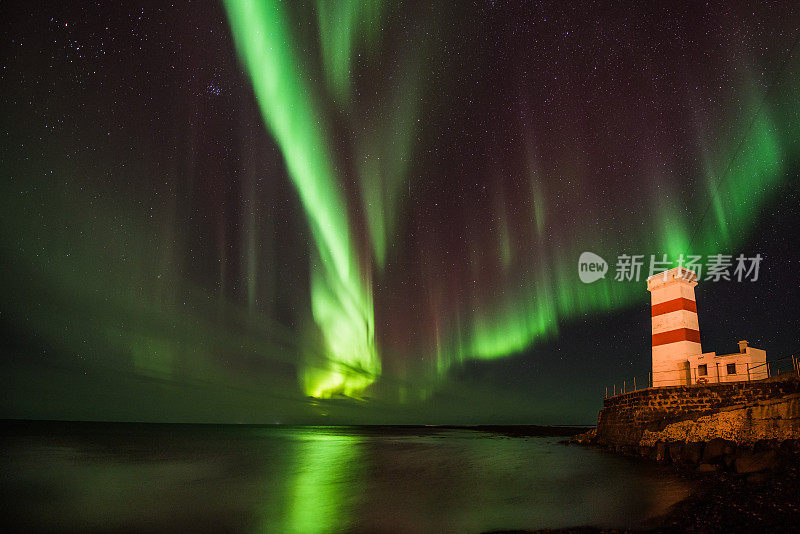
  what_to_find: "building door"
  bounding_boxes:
[679,361,691,385]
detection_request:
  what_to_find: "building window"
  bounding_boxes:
[698,364,708,376]
[727,363,736,375]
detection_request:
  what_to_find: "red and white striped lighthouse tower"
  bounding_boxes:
[646,266,701,386]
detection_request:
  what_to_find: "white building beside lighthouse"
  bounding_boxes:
[646,266,767,386]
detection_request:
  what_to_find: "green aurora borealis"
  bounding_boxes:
[223,0,798,397]
[224,0,382,398]
[1,1,799,423]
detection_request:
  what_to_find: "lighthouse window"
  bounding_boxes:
[698,364,708,376]
[727,363,736,375]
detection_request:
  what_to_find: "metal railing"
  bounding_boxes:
[749,355,799,380]
[604,355,799,399]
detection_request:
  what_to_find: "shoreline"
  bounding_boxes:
[10,419,797,531]
[516,446,800,533]
[632,451,800,533]
[647,454,800,532]
[557,376,800,531]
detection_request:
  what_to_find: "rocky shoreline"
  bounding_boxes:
[537,378,800,532]
[650,452,800,532]
[557,432,800,532]
[573,430,800,479]
[490,379,800,532]
[505,438,800,533]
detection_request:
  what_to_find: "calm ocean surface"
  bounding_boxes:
[1,423,690,533]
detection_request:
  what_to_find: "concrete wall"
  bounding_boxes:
[690,348,768,384]
[596,378,800,446]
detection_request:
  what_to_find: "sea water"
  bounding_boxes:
[1,423,690,533]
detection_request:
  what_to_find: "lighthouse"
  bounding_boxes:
[646,266,701,386]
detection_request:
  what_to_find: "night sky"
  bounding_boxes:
[1,1,798,425]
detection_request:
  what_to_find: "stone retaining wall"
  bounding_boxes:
[596,378,800,446]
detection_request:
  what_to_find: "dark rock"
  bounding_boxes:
[779,439,794,454]
[571,429,597,445]
[696,463,718,473]
[654,441,668,463]
[703,438,734,462]
[746,471,771,484]
[668,441,684,463]
[723,453,736,468]
[684,441,703,464]
[735,450,778,474]
[754,439,773,452]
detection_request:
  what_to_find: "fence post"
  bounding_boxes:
[623,380,626,394]
[605,386,608,398]
[746,362,750,382]
[649,372,652,387]
[634,376,637,391]
[613,384,616,396]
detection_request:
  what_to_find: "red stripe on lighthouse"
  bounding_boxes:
[652,328,701,346]
[651,297,697,317]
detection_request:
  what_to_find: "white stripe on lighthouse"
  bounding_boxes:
[649,282,698,305]
[651,309,699,335]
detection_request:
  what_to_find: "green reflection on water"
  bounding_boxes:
[261,429,363,533]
